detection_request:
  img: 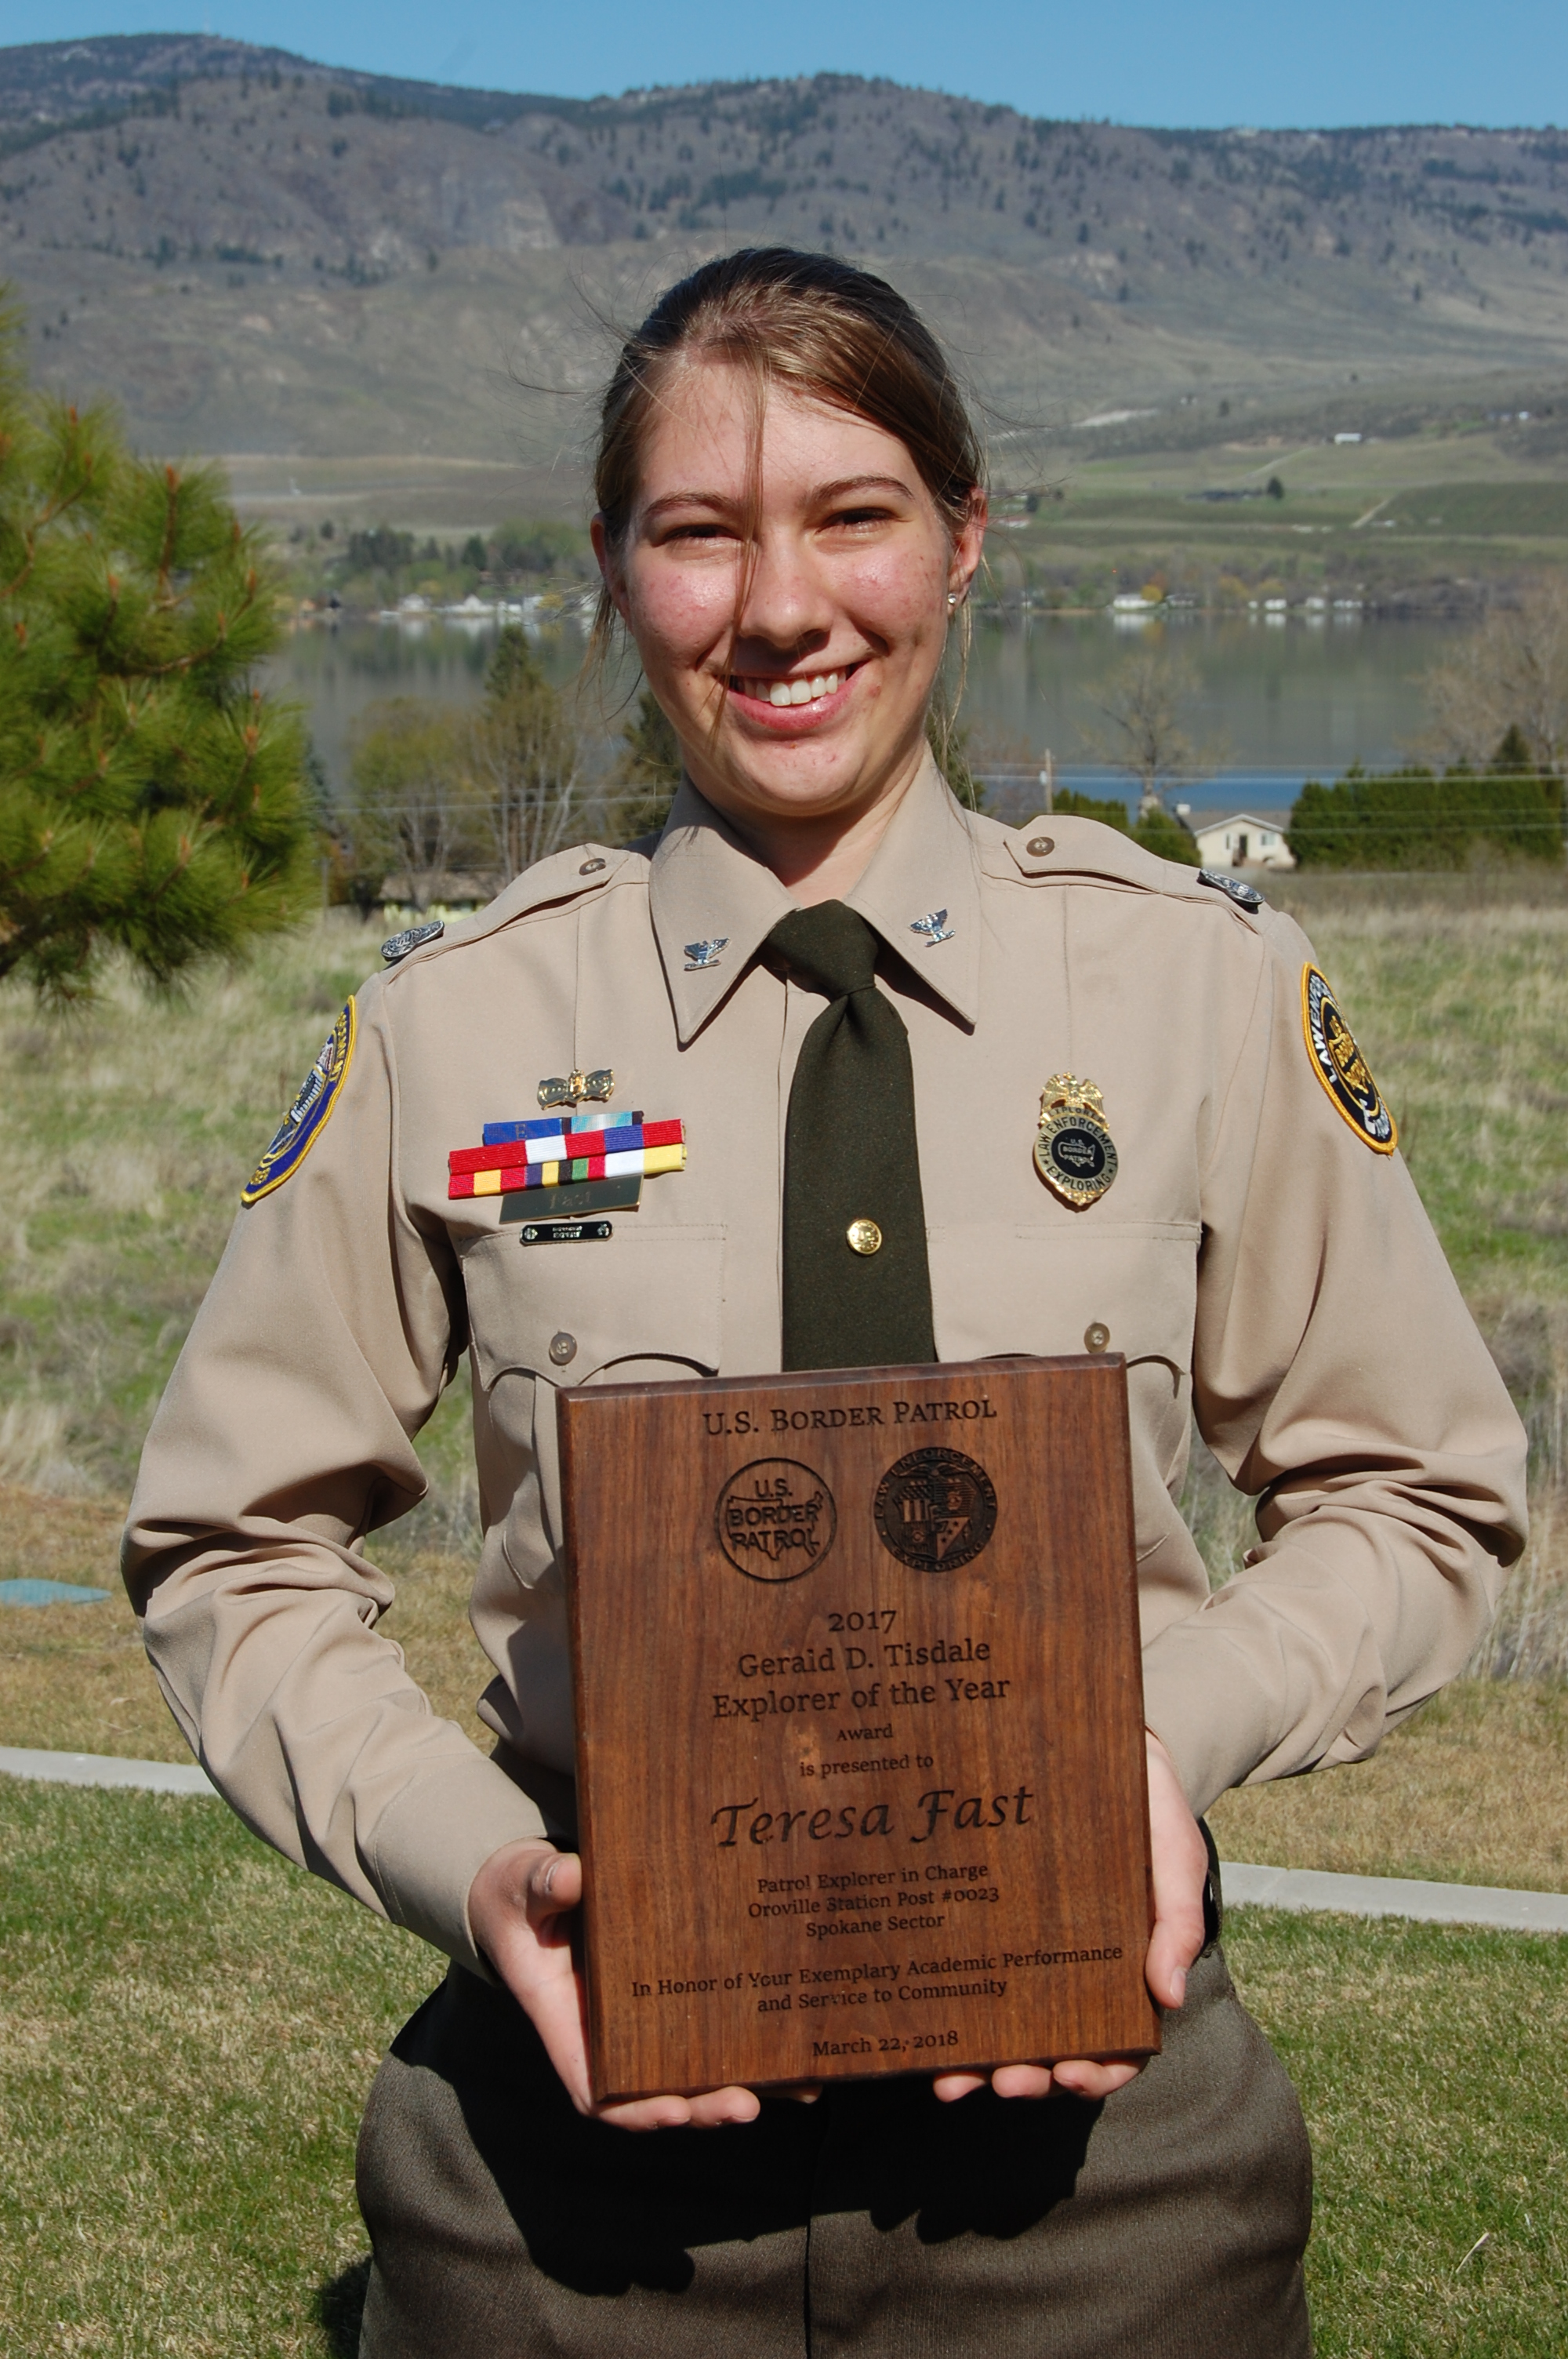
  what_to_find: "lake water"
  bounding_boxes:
[275,609,1466,823]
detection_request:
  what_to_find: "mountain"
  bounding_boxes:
[3,36,1567,468]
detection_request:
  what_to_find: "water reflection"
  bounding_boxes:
[270,609,1465,812]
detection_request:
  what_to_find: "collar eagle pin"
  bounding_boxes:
[684,937,728,972]
[1033,1075,1119,1209]
[909,908,955,948]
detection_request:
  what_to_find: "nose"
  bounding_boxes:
[733,525,832,660]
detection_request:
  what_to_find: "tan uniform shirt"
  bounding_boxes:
[124,760,1526,1975]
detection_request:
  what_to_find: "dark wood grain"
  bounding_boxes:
[560,1354,1156,2103]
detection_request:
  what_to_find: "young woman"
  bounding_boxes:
[126,250,1526,2357]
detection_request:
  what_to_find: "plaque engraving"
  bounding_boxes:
[560,1355,1156,2104]
[716,1459,838,1581]
[873,1445,998,1572]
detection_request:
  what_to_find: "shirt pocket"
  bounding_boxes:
[463,1222,727,1393]
[927,1219,1201,1515]
[462,1224,728,1662]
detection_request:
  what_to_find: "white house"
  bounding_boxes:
[1182,810,1297,872]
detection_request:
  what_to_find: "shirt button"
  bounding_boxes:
[549,1332,578,1365]
[1026,835,1054,857]
[846,1219,884,1256]
[579,856,607,875]
[1083,1322,1110,1353]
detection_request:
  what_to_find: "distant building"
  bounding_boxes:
[1185,810,1297,872]
[1334,431,1363,445]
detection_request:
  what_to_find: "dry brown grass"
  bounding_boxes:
[1208,1678,1568,1892]
[0,1482,494,1760]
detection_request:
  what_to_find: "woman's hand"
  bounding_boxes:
[930,1730,1210,2106]
[467,1837,767,2130]
[470,1731,1209,2125]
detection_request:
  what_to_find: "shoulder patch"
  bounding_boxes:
[241,1000,358,1205]
[1301,965,1396,1153]
[1198,869,1264,912]
[382,919,444,965]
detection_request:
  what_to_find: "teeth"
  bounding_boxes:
[743,671,844,705]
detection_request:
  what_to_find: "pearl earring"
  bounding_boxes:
[947,591,959,609]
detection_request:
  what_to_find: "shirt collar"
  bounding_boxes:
[648,751,982,1044]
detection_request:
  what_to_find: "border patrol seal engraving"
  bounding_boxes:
[873,1448,999,1572]
[1301,965,1396,1154]
[717,1459,837,1583]
[1034,1075,1120,1209]
[241,1000,357,1205]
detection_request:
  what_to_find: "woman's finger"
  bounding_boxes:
[1143,1732,1210,2012]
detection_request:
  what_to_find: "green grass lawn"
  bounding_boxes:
[5,892,1568,2353]
[1,1777,1563,2357]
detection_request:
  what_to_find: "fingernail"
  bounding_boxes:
[1170,1968,1186,2005]
[540,1859,559,1897]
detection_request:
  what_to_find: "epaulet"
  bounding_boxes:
[379,844,638,974]
[990,812,1269,926]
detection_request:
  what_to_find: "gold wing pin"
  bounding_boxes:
[537,1068,615,1111]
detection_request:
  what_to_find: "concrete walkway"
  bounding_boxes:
[3,1745,1566,1935]
[0,1744,217,1797]
[1219,1859,1568,1935]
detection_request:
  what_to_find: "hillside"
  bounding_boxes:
[2,35,1567,470]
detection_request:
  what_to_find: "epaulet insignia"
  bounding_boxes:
[382,919,444,965]
[241,1001,357,1204]
[1301,965,1396,1154]
[1198,869,1264,912]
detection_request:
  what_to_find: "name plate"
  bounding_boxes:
[560,1355,1156,2103]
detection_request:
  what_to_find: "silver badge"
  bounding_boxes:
[684,938,729,971]
[909,910,955,948]
[1198,871,1264,913]
[380,919,445,965]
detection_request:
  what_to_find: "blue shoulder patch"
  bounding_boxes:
[241,1000,357,1205]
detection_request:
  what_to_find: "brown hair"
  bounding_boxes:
[590,249,985,740]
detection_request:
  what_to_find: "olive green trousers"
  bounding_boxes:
[355,1932,1312,2357]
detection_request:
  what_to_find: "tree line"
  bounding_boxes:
[5,297,1567,1005]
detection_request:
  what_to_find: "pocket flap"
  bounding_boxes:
[463,1223,725,1389]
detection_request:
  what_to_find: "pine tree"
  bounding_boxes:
[610,688,683,845]
[0,296,314,1000]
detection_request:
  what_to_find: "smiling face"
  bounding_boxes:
[593,356,985,871]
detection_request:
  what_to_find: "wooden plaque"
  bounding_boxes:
[560,1354,1156,2103]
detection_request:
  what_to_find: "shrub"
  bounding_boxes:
[1288,761,1565,869]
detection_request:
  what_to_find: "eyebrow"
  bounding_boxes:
[641,473,917,522]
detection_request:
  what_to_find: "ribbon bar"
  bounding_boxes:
[482,1111,643,1146]
[449,1141,685,1200]
[451,1119,682,1178]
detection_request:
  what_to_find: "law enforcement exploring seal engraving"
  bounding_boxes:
[1301,965,1396,1154]
[241,1001,357,1205]
[716,1459,837,1582]
[1034,1075,1120,1209]
[873,1447,998,1572]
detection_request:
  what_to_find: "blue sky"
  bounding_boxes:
[19,0,1568,128]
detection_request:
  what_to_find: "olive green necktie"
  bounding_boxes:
[768,903,936,1372]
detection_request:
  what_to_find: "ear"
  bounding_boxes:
[590,513,631,623]
[949,487,988,603]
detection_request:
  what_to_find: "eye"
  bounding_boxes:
[824,503,898,532]
[659,518,739,545]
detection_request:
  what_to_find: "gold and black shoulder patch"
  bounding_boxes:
[1301,965,1396,1154]
[241,1000,357,1204]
